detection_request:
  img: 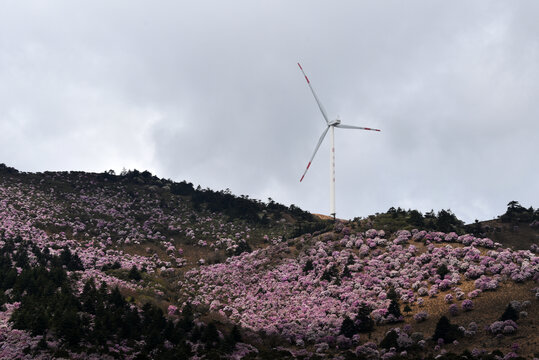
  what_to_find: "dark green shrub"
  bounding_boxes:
[379,330,398,349]
[433,316,461,343]
[355,304,374,333]
[303,259,314,273]
[128,265,142,281]
[320,264,338,281]
[437,263,449,279]
[340,316,356,338]
[499,303,519,321]
[342,265,352,278]
[201,322,220,348]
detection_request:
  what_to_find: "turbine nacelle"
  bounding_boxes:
[328,119,341,126]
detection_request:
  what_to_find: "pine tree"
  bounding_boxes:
[379,330,398,350]
[409,210,424,227]
[387,287,399,301]
[437,263,449,279]
[403,304,412,315]
[321,264,338,281]
[342,265,352,278]
[56,309,81,345]
[179,303,194,332]
[433,315,461,342]
[355,304,374,332]
[128,265,142,281]
[388,298,402,320]
[386,287,402,321]
[340,316,356,338]
[81,279,97,314]
[500,304,519,321]
[230,325,242,343]
[303,259,314,273]
[201,322,220,348]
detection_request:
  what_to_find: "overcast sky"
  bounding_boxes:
[1,1,538,223]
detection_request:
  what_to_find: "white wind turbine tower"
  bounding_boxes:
[298,63,380,219]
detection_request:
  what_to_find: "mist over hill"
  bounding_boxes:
[0,164,538,359]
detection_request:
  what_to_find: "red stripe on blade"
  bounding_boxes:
[300,162,311,182]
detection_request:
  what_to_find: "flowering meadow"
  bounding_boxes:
[0,165,538,359]
[183,228,538,354]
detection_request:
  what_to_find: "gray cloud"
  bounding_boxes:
[1,1,538,222]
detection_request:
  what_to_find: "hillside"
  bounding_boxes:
[0,164,538,359]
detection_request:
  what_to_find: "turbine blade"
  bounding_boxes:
[300,126,330,182]
[298,63,329,124]
[335,123,381,132]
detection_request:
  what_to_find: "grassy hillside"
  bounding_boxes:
[0,164,537,359]
[474,202,539,251]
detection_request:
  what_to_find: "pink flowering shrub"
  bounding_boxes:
[167,305,178,315]
[474,276,499,291]
[463,322,478,337]
[461,299,474,311]
[487,320,518,335]
[414,311,428,323]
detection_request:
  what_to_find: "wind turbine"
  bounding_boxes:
[298,63,380,219]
